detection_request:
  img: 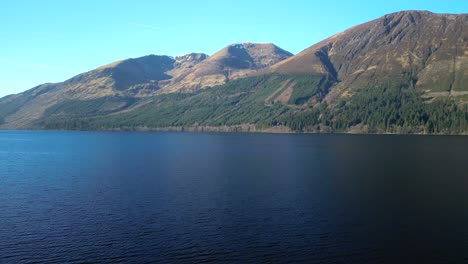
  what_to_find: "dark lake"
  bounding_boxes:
[0,131,467,263]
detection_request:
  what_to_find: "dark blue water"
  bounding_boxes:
[0,131,467,263]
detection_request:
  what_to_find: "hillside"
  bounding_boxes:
[0,43,291,128]
[161,43,293,92]
[39,73,467,134]
[264,11,468,104]
[0,11,467,134]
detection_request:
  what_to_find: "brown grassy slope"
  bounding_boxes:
[161,43,293,92]
[262,11,468,102]
[0,55,178,128]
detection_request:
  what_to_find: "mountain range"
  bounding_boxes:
[0,11,467,134]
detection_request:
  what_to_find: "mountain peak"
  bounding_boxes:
[265,11,468,103]
[383,10,463,18]
[157,42,293,93]
[387,10,434,16]
[210,42,293,70]
[226,42,282,49]
[175,53,208,63]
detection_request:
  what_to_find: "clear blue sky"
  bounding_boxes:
[1,0,466,97]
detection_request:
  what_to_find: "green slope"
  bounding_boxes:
[38,74,468,134]
[39,74,323,130]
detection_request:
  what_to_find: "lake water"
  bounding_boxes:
[0,131,467,263]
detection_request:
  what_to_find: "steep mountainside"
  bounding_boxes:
[265,11,468,103]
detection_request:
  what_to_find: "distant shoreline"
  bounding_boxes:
[1,126,466,136]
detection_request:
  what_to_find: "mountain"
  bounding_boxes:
[264,11,468,104]
[161,43,293,92]
[0,55,176,128]
[0,43,291,128]
[0,11,467,134]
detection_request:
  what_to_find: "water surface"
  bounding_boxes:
[0,131,467,263]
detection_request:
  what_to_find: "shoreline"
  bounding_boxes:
[1,125,467,136]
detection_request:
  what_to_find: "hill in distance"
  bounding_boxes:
[0,11,467,134]
[0,43,292,128]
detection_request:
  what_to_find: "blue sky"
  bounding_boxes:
[0,0,466,97]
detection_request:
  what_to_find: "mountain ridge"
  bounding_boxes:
[0,10,466,134]
[0,43,292,128]
[263,10,468,103]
